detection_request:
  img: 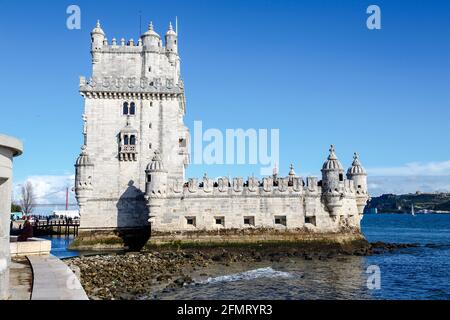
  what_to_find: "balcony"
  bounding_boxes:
[119,145,137,161]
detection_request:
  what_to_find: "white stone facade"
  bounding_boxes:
[75,21,369,237]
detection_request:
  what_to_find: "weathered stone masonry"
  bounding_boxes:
[74,21,370,243]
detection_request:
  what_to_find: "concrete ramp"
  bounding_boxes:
[27,254,88,300]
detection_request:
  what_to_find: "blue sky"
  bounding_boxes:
[1,0,449,203]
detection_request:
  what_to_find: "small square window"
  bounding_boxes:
[305,216,316,226]
[215,216,224,226]
[186,216,196,227]
[274,216,287,226]
[243,216,255,226]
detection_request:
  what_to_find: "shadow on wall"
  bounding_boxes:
[116,180,151,251]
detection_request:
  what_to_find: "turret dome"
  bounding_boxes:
[322,145,343,171]
[166,22,177,36]
[142,22,160,38]
[91,20,105,36]
[75,146,93,166]
[146,150,167,172]
[347,153,366,175]
[288,164,296,176]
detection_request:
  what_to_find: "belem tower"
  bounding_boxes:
[73,21,370,247]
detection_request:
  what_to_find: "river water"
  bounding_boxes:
[48,214,450,300]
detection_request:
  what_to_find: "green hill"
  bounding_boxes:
[366,192,450,213]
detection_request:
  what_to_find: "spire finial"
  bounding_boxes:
[96,20,101,28]
[328,144,337,160]
[289,164,296,176]
[352,152,361,165]
[169,21,173,30]
[148,21,154,31]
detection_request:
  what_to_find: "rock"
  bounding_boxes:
[211,254,222,262]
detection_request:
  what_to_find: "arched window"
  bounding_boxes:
[130,102,136,115]
[123,102,129,115]
[124,135,129,145]
[130,135,136,145]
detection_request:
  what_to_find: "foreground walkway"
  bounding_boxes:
[27,254,88,300]
[9,258,32,300]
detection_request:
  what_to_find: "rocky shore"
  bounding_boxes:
[65,241,417,300]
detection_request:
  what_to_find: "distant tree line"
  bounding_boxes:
[367,193,450,213]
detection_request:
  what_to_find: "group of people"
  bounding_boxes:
[11,215,78,242]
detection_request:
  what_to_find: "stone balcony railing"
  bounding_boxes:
[120,145,136,153]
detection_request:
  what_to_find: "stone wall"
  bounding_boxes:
[150,181,362,233]
[0,135,22,300]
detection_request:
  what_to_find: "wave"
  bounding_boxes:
[197,267,292,285]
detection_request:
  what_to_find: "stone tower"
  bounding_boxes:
[75,21,189,233]
[347,153,369,214]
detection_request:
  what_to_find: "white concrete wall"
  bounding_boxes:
[0,135,22,300]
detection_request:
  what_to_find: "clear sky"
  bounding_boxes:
[1,0,449,203]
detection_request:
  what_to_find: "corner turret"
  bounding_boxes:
[74,146,94,206]
[141,22,161,52]
[90,20,105,63]
[165,22,178,55]
[145,150,168,226]
[321,145,345,215]
[347,152,369,214]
